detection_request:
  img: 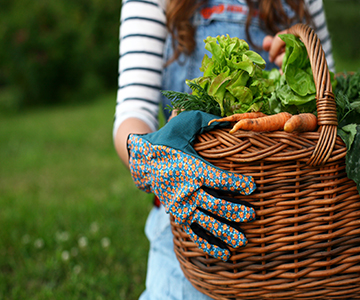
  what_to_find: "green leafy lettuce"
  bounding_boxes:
[187,35,274,116]
[266,34,317,114]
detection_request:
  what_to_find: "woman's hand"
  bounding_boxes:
[262,29,288,69]
[114,118,152,168]
[168,109,179,122]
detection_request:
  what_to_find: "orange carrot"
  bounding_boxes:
[284,113,318,133]
[229,112,292,134]
[208,112,267,126]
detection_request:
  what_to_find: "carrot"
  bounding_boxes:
[284,113,318,133]
[229,112,292,134]
[208,112,267,126]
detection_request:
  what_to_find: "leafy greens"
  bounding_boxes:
[162,81,221,116]
[187,34,274,116]
[267,34,317,115]
[164,33,330,117]
[334,70,360,193]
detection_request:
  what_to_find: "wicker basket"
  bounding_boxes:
[170,24,360,299]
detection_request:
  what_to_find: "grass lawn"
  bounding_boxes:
[324,0,360,72]
[0,94,153,300]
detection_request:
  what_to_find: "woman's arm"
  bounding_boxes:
[114,118,152,168]
[113,0,167,166]
[305,0,334,71]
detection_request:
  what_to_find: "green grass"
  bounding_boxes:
[0,94,153,300]
[323,0,360,72]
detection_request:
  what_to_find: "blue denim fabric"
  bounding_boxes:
[141,1,297,299]
[139,206,213,300]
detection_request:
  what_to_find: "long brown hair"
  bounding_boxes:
[166,0,312,64]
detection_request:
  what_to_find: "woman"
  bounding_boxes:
[113,1,334,299]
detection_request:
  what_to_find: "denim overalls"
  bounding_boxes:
[140,1,295,299]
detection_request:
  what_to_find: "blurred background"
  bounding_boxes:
[0,0,359,299]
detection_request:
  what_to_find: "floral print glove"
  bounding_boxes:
[127,111,256,261]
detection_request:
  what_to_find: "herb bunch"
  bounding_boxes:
[162,81,221,116]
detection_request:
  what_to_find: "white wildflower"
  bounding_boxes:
[61,250,70,261]
[78,236,88,248]
[56,231,69,242]
[101,237,111,249]
[34,238,44,249]
[90,222,99,234]
[73,265,82,274]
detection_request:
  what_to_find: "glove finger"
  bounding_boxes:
[190,208,248,249]
[197,188,256,223]
[200,164,256,195]
[182,223,231,262]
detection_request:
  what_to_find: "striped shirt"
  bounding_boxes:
[113,0,335,138]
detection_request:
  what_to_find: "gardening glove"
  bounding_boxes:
[127,110,256,261]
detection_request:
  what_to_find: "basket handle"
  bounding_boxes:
[288,23,338,166]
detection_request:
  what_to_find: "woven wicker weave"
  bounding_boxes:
[170,24,360,299]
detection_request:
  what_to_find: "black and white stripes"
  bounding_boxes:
[305,0,335,71]
[113,0,167,137]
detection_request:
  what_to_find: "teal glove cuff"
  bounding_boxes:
[140,110,230,160]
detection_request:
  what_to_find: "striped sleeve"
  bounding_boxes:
[305,0,335,72]
[113,0,167,139]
